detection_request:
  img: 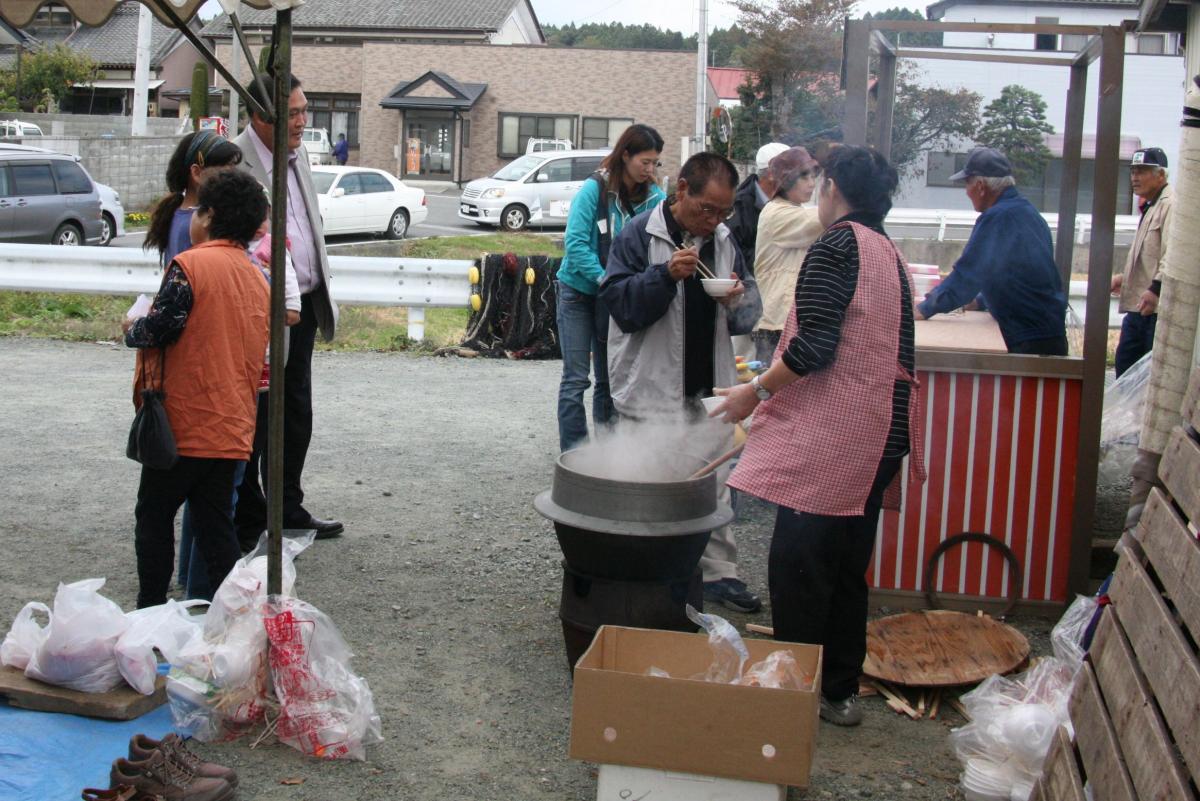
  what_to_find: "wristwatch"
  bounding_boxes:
[751,374,771,401]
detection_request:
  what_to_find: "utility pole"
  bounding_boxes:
[131,3,152,135]
[694,0,709,154]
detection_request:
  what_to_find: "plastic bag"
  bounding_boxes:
[685,604,749,684]
[115,600,207,695]
[1051,594,1099,667]
[1099,351,1153,482]
[264,597,382,761]
[24,579,129,693]
[736,650,813,690]
[1,601,51,671]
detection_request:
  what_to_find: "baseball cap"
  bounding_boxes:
[950,147,1013,182]
[756,142,789,172]
[1131,147,1167,169]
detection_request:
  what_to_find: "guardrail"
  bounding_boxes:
[0,243,1121,340]
[885,208,1139,244]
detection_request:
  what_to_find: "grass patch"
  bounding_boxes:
[0,292,132,341]
[316,306,470,352]
[396,232,563,260]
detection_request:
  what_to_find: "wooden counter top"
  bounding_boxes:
[915,310,1007,354]
[914,311,1084,379]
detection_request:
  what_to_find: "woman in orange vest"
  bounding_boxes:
[124,169,271,609]
[712,146,925,727]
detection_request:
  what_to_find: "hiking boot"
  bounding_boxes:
[819,694,864,726]
[110,752,233,801]
[702,578,763,613]
[130,733,239,788]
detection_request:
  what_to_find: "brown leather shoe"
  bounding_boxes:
[129,733,239,788]
[110,752,233,801]
[82,787,140,801]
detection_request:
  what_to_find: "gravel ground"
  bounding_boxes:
[0,338,1073,801]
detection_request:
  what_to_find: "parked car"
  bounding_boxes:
[0,150,104,246]
[94,181,125,246]
[525,138,572,154]
[0,119,45,138]
[458,149,609,231]
[303,127,332,166]
[310,166,427,239]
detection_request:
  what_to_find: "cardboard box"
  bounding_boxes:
[597,764,785,801]
[570,625,822,787]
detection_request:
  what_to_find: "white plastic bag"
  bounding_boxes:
[115,600,207,695]
[736,649,813,690]
[1099,351,1153,482]
[1,602,51,671]
[686,604,749,684]
[24,579,129,693]
[264,597,382,761]
[1050,594,1099,667]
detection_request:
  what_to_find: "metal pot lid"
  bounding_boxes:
[534,490,734,537]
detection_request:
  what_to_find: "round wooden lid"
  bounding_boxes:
[863,610,1030,687]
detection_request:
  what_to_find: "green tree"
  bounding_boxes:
[190,62,209,131]
[975,84,1054,186]
[885,72,981,177]
[864,8,943,47]
[707,25,752,67]
[1,44,100,113]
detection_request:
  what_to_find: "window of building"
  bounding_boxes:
[926,151,969,187]
[1060,33,1089,52]
[51,160,92,194]
[498,113,576,157]
[306,94,360,147]
[1136,34,1166,54]
[1035,17,1058,51]
[582,117,635,150]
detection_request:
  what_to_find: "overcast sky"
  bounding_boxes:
[530,0,927,34]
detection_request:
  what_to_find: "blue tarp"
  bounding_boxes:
[0,695,176,801]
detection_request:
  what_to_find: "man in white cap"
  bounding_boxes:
[727,142,789,281]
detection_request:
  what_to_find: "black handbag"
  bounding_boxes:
[127,348,178,470]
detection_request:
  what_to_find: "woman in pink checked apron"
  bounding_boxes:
[712,146,925,727]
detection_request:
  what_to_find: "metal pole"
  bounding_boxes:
[695,0,708,149]
[842,20,871,146]
[229,33,241,133]
[1066,26,1124,596]
[1054,63,1087,286]
[131,3,152,136]
[267,10,292,598]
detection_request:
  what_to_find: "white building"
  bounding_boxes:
[894,0,1186,212]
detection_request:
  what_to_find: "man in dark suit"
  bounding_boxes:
[233,73,343,543]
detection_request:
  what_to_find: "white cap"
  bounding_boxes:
[755,142,789,172]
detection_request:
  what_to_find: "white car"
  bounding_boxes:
[303,128,332,166]
[311,166,427,239]
[94,182,125,246]
[458,149,609,231]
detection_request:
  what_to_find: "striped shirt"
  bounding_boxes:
[780,212,915,457]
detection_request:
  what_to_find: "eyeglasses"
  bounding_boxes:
[697,202,735,221]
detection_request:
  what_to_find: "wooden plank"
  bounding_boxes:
[1182,368,1200,433]
[1160,426,1200,525]
[1041,725,1087,801]
[1110,554,1200,782]
[0,665,166,720]
[1090,607,1196,801]
[1136,488,1200,640]
[915,311,1008,354]
[1068,661,1139,801]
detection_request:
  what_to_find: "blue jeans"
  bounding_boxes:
[556,282,615,451]
[179,460,246,601]
[1114,312,1157,378]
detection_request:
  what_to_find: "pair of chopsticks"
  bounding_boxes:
[675,244,718,280]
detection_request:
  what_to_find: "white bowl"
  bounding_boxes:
[701,278,737,298]
[700,395,728,420]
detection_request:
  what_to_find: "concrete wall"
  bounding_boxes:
[894,237,1129,276]
[10,112,185,137]
[38,135,180,211]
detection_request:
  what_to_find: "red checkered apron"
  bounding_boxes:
[728,221,925,516]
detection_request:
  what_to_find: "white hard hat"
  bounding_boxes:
[755,142,789,172]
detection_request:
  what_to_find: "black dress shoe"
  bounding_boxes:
[285,514,344,539]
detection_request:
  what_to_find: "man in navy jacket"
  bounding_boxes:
[915,148,1067,355]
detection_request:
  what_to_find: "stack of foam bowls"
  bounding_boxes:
[961,758,1013,801]
[908,262,941,302]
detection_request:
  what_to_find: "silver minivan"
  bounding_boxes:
[458,149,609,231]
[0,151,104,245]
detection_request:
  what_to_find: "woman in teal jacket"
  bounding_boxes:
[556,124,666,450]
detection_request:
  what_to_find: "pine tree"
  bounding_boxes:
[976,85,1055,186]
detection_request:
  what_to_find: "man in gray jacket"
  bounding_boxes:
[233,73,343,544]
[601,152,763,612]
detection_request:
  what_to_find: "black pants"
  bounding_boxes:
[236,292,318,544]
[1009,335,1068,356]
[768,456,902,702]
[1114,312,1157,378]
[135,457,241,609]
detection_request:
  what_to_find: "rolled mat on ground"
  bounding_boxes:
[0,700,175,800]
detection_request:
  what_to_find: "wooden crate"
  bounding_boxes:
[1040,369,1200,801]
